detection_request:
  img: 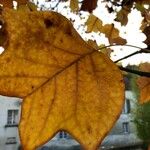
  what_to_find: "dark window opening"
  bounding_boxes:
[122,99,131,114]
[7,109,19,126]
[59,131,67,138]
[123,122,129,133]
[5,137,17,145]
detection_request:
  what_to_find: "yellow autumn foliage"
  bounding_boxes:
[137,63,150,104]
[86,14,127,45]
[0,8,125,150]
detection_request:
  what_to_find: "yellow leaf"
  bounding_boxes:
[85,15,126,45]
[137,63,150,104]
[0,0,13,8]
[70,0,79,12]
[80,0,98,13]
[135,3,145,12]
[0,9,125,150]
[0,0,28,8]
[101,24,126,44]
[27,2,37,11]
[99,44,112,57]
[87,39,99,50]
[143,24,150,46]
[101,24,119,39]
[17,0,28,5]
[136,0,150,4]
[115,6,130,26]
[85,14,103,33]
[87,42,112,57]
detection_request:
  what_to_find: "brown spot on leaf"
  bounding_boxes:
[6,57,10,63]
[87,125,92,134]
[44,19,53,28]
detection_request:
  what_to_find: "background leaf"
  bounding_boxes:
[70,0,79,12]
[80,0,98,13]
[137,63,150,104]
[85,14,103,33]
[86,15,127,45]
[0,0,28,8]
[115,6,130,26]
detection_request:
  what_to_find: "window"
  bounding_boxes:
[5,137,17,144]
[122,122,129,133]
[122,99,130,114]
[7,110,19,125]
[59,131,67,138]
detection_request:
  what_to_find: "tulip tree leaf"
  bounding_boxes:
[0,9,125,150]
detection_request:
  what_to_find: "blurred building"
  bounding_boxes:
[0,96,21,150]
[101,90,142,149]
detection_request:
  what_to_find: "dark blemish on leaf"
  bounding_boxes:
[60,38,63,43]
[0,22,8,47]
[66,27,72,36]
[51,98,55,106]
[6,57,10,63]
[87,125,92,134]
[0,20,3,26]
[0,7,2,15]
[40,104,44,107]
[31,86,34,89]
[15,73,19,77]
[44,19,53,28]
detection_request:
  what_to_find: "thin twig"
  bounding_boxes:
[119,66,150,77]
[97,44,150,63]
[98,44,150,52]
[89,44,150,77]
[115,49,150,63]
[92,44,150,63]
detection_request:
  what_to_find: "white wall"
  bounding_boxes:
[0,95,21,150]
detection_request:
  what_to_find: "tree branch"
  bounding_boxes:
[115,49,150,63]
[97,44,150,63]
[119,66,150,77]
[96,44,150,77]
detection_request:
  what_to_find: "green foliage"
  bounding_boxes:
[127,66,150,143]
[135,102,150,144]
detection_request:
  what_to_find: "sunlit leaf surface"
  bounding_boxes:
[0,9,125,150]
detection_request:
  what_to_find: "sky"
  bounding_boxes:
[0,0,150,67]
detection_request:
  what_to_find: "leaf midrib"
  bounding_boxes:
[23,49,96,98]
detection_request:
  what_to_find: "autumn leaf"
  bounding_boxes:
[101,24,127,44]
[87,39,99,50]
[80,0,98,13]
[70,0,79,12]
[135,3,145,12]
[135,0,150,4]
[137,63,150,104]
[99,45,112,57]
[85,14,103,33]
[115,6,130,26]
[0,9,124,150]
[0,0,13,8]
[0,20,8,47]
[0,0,28,8]
[16,0,28,5]
[86,15,127,45]
[143,25,150,48]
[87,40,112,57]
